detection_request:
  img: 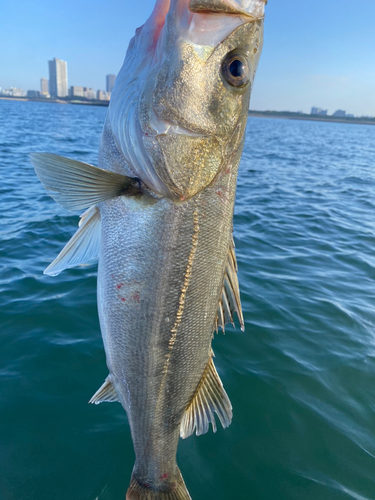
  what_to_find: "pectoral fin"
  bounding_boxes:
[215,237,244,333]
[44,206,101,276]
[180,356,232,439]
[30,153,141,211]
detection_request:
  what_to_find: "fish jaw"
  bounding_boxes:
[189,0,266,18]
[108,1,264,201]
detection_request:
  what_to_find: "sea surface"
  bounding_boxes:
[1,99,375,500]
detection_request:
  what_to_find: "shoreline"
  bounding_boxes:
[1,97,374,125]
[0,96,109,107]
[248,110,375,126]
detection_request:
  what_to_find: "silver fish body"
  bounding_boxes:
[31,1,265,498]
[97,145,241,491]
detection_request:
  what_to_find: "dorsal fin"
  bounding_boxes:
[180,355,232,439]
[215,237,244,333]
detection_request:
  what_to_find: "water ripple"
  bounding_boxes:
[1,103,375,499]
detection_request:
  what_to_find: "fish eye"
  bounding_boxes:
[221,52,250,88]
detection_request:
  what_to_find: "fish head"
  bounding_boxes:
[108,0,265,200]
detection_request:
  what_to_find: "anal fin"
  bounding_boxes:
[89,376,119,405]
[216,237,244,333]
[180,356,232,439]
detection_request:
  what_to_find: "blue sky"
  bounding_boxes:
[1,0,375,116]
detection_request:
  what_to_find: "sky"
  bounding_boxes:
[1,0,375,116]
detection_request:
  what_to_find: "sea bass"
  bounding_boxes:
[31,0,265,498]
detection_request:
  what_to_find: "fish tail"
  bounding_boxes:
[126,469,191,500]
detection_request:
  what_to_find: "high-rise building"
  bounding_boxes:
[40,78,49,95]
[48,58,68,98]
[106,74,116,93]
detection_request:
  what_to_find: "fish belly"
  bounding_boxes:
[97,174,236,486]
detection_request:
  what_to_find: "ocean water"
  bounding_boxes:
[1,99,375,500]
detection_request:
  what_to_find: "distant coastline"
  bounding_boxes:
[248,110,375,126]
[1,97,374,125]
[0,96,109,107]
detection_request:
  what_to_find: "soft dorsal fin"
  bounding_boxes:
[89,376,119,405]
[215,237,244,333]
[30,153,142,211]
[180,356,232,439]
[44,206,101,276]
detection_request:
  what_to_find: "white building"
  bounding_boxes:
[0,87,26,97]
[97,90,111,101]
[83,87,96,100]
[48,58,68,98]
[40,78,49,95]
[69,86,84,98]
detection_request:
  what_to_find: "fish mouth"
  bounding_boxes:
[189,0,267,19]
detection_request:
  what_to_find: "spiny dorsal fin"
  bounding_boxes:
[89,376,119,405]
[215,237,244,333]
[44,206,101,276]
[30,153,141,211]
[180,356,232,439]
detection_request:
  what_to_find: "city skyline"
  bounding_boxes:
[0,56,366,117]
[0,54,362,117]
[1,0,375,116]
[0,56,113,102]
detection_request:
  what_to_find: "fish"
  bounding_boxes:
[31,0,265,498]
